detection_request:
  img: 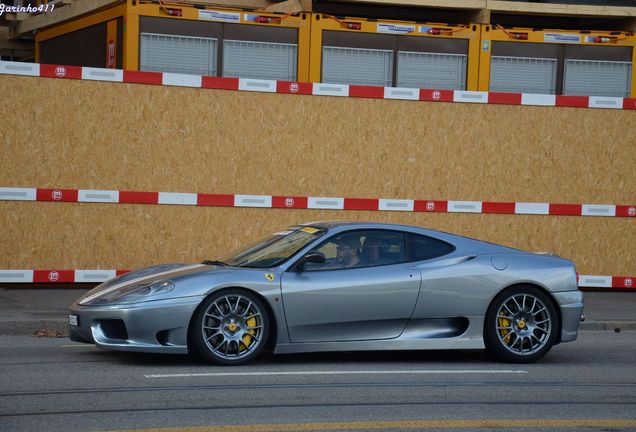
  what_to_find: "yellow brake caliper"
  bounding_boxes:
[498,312,512,345]
[240,316,257,351]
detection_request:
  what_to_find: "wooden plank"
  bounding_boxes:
[6,0,636,39]
[5,13,30,21]
[263,0,303,14]
[137,0,296,12]
[487,1,636,18]
[473,8,490,24]
[334,0,486,9]
[168,0,271,9]
[322,0,636,20]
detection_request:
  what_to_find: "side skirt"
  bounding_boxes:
[274,337,485,355]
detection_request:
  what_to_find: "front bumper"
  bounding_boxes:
[69,295,205,354]
[553,290,584,343]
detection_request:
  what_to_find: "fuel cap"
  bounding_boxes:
[491,256,507,271]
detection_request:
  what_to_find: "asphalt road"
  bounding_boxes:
[1,330,635,432]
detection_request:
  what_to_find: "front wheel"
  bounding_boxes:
[190,289,270,365]
[484,286,559,363]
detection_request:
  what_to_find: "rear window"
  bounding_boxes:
[407,233,455,262]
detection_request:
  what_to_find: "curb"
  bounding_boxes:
[0,319,69,337]
[579,321,636,331]
[1,319,635,337]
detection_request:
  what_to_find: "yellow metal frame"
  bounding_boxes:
[124,1,139,70]
[126,1,311,78]
[309,13,481,89]
[33,4,636,96]
[478,25,636,96]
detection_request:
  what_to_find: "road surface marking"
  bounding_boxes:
[108,419,636,431]
[144,370,528,378]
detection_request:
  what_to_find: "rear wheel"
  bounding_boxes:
[484,286,558,363]
[190,290,269,365]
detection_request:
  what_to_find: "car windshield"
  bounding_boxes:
[221,226,327,268]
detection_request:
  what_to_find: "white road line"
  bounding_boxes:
[145,370,528,378]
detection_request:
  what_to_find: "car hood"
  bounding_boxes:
[76,263,219,305]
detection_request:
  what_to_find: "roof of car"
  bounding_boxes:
[296,221,525,255]
[300,221,423,231]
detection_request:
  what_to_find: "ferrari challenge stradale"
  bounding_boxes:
[69,221,584,364]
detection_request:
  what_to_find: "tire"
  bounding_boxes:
[189,289,270,365]
[484,285,559,363]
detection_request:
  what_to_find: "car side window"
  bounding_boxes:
[305,230,406,271]
[407,233,455,262]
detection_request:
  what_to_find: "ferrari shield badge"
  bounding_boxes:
[265,273,275,282]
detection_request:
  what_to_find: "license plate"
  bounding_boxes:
[68,314,79,326]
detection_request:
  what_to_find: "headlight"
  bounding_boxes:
[81,280,176,305]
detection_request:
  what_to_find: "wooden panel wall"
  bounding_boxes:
[1,76,634,274]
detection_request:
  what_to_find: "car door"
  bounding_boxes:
[280,230,421,343]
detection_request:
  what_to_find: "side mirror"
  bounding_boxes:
[295,251,325,272]
[304,252,326,264]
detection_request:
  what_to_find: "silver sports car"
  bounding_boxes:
[69,221,583,364]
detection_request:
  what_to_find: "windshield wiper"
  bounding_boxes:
[201,260,228,266]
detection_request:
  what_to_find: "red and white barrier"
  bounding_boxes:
[0,269,632,288]
[1,187,634,218]
[0,270,128,283]
[1,61,633,286]
[1,60,635,110]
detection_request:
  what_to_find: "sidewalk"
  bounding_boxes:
[0,288,634,336]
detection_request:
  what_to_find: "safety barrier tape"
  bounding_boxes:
[0,270,129,283]
[1,187,634,218]
[1,60,635,110]
[0,269,632,288]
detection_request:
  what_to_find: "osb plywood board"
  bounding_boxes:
[1,76,634,204]
[0,201,633,275]
[0,76,633,273]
